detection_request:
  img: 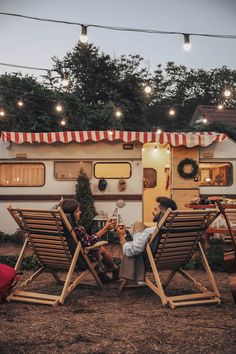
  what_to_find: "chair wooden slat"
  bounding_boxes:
[7,206,108,306]
[120,208,221,309]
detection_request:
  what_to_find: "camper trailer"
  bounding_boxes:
[0,130,234,234]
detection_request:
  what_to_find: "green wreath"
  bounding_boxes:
[177,158,199,179]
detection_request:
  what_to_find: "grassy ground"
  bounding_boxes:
[0,270,236,354]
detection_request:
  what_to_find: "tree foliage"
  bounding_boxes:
[75,169,96,232]
[0,44,236,134]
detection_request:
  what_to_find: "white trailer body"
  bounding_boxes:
[0,131,233,234]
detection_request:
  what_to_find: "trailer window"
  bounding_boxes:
[199,162,233,186]
[143,168,157,188]
[94,162,131,179]
[0,163,45,187]
[54,161,92,180]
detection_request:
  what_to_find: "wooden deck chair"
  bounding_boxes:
[120,208,221,309]
[7,206,108,306]
[221,208,236,246]
[215,203,236,303]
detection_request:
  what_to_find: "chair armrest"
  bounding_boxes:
[84,241,108,251]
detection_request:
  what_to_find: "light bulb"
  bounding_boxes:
[80,25,88,44]
[115,109,122,118]
[183,34,191,51]
[144,85,152,94]
[156,129,162,134]
[60,118,66,126]
[217,104,224,110]
[169,108,175,116]
[108,130,113,136]
[17,99,24,107]
[223,89,231,98]
[0,109,5,117]
[56,103,63,112]
[202,118,208,124]
[166,148,170,154]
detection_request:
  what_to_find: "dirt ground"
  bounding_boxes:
[0,270,236,354]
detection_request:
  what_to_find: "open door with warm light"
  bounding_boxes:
[142,143,171,226]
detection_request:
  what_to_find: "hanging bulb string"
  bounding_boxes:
[0,12,236,39]
[0,61,53,72]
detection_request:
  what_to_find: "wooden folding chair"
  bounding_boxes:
[221,208,236,246]
[7,206,108,306]
[120,208,221,309]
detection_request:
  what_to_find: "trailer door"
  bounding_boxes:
[171,146,200,209]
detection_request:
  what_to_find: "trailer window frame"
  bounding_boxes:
[199,161,233,187]
[94,162,132,179]
[54,160,93,180]
[0,162,45,187]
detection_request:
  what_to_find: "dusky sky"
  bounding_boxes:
[0,0,236,79]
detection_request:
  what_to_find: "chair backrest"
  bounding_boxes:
[224,209,236,225]
[149,209,219,271]
[8,207,78,270]
[221,208,236,246]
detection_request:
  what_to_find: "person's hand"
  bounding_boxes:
[116,225,126,238]
[104,219,117,231]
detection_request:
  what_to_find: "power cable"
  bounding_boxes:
[0,11,236,39]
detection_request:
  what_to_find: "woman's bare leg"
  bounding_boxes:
[100,246,115,269]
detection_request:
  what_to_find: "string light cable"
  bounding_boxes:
[0,62,53,72]
[0,12,236,40]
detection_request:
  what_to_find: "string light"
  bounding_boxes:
[223,87,232,98]
[115,108,122,118]
[108,129,114,136]
[217,103,224,110]
[183,34,191,51]
[60,118,66,126]
[156,129,162,134]
[55,102,63,112]
[202,118,208,124]
[79,25,88,44]
[1,12,236,41]
[17,98,24,107]
[166,146,170,154]
[0,108,5,117]
[144,84,152,94]
[169,108,176,116]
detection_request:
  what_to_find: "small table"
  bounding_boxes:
[185,203,236,209]
[185,203,236,249]
[204,227,236,249]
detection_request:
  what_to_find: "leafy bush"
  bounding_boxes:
[185,239,225,272]
[0,230,24,244]
[0,255,41,271]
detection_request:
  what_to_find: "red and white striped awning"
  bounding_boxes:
[0,131,227,147]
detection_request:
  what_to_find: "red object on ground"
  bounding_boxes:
[0,264,18,302]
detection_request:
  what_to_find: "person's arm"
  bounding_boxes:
[116,226,127,247]
[74,226,99,247]
[117,227,155,257]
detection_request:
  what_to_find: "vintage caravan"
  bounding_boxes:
[0,130,234,234]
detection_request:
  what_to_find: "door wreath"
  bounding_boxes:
[177,158,199,179]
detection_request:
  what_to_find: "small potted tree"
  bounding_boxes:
[75,168,96,233]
